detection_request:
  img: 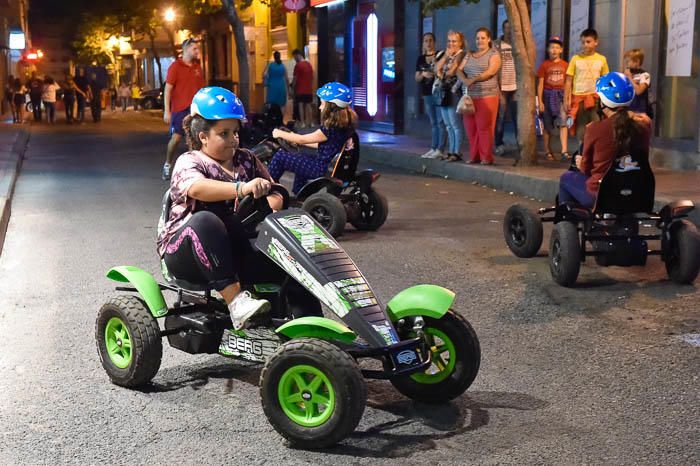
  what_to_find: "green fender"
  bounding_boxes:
[107,266,168,317]
[276,316,357,343]
[386,284,455,321]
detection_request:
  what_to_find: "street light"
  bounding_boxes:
[164,7,176,23]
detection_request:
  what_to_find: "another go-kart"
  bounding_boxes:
[503,149,700,286]
[239,103,294,149]
[252,131,388,238]
[96,185,480,448]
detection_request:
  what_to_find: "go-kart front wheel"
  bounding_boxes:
[95,295,162,387]
[302,192,346,238]
[260,338,366,449]
[503,204,543,258]
[549,221,581,286]
[665,219,700,284]
[350,188,389,231]
[391,311,480,403]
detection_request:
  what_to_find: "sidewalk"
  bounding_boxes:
[359,131,700,226]
[0,121,30,255]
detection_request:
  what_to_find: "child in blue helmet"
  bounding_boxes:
[558,72,652,208]
[156,86,284,330]
[268,82,357,194]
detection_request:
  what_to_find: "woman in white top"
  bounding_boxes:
[42,76,61,124]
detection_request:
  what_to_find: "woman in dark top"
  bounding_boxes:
[269,82,357,194]
[416,33,446,159]
[435,30,467,161]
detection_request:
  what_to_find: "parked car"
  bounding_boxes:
[139,86,164,110]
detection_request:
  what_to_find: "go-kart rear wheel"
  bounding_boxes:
[549,221,581,286]
[260,338,366,448]
[665,219,700,284]
[503,204,543,258]
[350,188,389,231]
[390,311,480,403]
[95,295,162,387]
[302,192,346,238]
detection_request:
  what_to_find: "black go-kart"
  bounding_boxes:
[503,149,700,287]
[239,103,295,150]
[95,185,480,448]
[251,131,388,238]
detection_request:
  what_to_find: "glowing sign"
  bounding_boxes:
[9,32,25,50]
[366,12,378,117]
[311,0,346,7]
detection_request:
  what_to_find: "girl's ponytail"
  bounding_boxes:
[182,114,198,150]
[613,109,639,156]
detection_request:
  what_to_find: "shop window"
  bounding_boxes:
[656,0,700,141]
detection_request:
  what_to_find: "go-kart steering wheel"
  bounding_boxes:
[274,126,301,153]
[237,183,290,229]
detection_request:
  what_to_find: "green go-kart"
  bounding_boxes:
[95,185,480,448]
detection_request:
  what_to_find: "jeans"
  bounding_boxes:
[43,101,56,123]
[495,90,518,147]
[559,170,595,208]
[76,94,86,122]
[30,95,42,121]
[64,97,75,123]
[90,99,101,122]
[120,97,128,111]
[438,104,464,154]
[423,95,446,151]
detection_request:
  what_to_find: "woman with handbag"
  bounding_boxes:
[416,33,446,159]
[435,30,466,162]
[457,27,502,165]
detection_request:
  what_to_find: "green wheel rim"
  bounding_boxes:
[277,364,336,427]
[410,327,456,384]
[105,317,133,369]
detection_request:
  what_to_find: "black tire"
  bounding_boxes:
[503,204,543,258]
[349,189,389,231]
[549,221,581,286]
[260,338,366,449]
[95,295,162,387]
[390,311,480,403]
[665,219,700,284]
[302,192,346,238]
[142,98,155,110]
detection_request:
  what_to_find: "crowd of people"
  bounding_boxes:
[3,69,146,125]
[416,24,653,165]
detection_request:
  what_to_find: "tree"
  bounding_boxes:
[72,14,122,67]
[414,0,539,165]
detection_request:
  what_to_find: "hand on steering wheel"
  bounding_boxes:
[243,178,271,199]
[237,183,290,229]
[272,127,300,153]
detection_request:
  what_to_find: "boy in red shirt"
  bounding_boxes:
[537,36,569,161]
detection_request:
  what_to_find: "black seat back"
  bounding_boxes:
[594,150,655,215]
[157,189,173,237]
[326,132,360,182]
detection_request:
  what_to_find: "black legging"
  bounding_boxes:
[163,211,252,290]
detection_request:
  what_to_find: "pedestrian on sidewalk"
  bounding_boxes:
[457,27,501,165]
[494,20,518,156]
[11,78,27,124]
[559,72,649,208]
[435,30,466,162]
[88,72,104,123]
[62,76,77,124]
[623,49,652,118]
[28,71,44,123]
[291,49,314,128]
[264,51,288,110]
[3,75,14,116]
[118,82,130,112]
[109,84,117,112]
[537,36,569,161]
[565,29,609,144]
[130,83,141,111]
[162,37,205,180]
[416,32,446,159]
[74,68,90,123]
[41,76,60,124]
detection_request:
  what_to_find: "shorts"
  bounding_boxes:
[542,88,566,132]
[170,108,189,137]
[543,102,566,132]
[13,94,25,106]
[294,94,313,104]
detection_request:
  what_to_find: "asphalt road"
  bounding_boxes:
[0,112,698,465]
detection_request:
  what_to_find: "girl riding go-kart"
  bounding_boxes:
[156,86,284,330]
[268,82,357,194]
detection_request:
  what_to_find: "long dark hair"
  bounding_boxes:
[612,109,643,155]
[183,114,217,150]
[476,27,493,49]
[273,51,281,64]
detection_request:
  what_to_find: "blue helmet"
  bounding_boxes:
[595,72,635,109]
[316,82,352,108]
[190,86,246,121]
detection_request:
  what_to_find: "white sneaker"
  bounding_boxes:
[494,145,506,156]
[421,149,437,158]
[433,149,446,159]
[161,163,171,180]
[228,291,271,330]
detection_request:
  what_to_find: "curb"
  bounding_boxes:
[0,129,30,256]
[362,143,700,227]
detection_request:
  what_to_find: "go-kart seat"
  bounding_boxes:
[325,132,360,183]
[158,189,212,292]
[593,150,655,215]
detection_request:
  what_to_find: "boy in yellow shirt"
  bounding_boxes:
[565,28,609,144]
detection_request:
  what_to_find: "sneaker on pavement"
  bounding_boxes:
[421,149,437,158]
[228,291,271,330]
[494,145,506,156]
[161,163,171,180]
